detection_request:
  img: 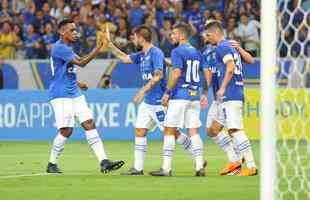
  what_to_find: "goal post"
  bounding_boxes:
[260,0,277,200]
[261,1,310,200]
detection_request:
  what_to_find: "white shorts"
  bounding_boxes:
[220,100,244,130]
[135,102,166,131]
[206,100,225,128]
[50,95,93,129]
[164,100,201,129]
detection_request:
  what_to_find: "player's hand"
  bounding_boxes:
[78,82,88,91]
[200,93,208,108]
[216,87,225,101]
[133,90,145,104]
[161,93,170,107]
[229,40,241,50]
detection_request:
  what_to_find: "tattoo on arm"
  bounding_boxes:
[141,70,163,93]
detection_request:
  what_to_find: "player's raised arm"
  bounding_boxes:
[230,40,255,64]
[105,28,132,64]
[71,41,103,67]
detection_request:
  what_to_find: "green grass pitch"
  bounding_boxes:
[0,140,259,200]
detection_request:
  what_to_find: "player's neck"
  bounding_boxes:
[216,36,225,46]
[178,39,188,45]
[142,42,153,55]
[60,38,70,45]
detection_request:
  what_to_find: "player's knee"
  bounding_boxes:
[164,127,176,136]
[174,129,181,139]
[81,119,96,130]
[60,127,73,138]
[206,127,217,137]
[228,129,239,136]
[135,128,147,137]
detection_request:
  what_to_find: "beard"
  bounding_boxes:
[173,41,179,47]
[135,44,143,51]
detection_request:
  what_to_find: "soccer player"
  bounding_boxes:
[150,23,206,177]
[202,28,255,175]
[204,21,257,176]
[46,19,124,174]
[104,25,194,175]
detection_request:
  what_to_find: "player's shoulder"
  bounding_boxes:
[51,40,69,55]
[203,44,215,55]
[218,39,233,50]
[171,46,181,56]
[151,46,164,57]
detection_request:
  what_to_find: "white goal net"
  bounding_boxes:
[276,0,310,200]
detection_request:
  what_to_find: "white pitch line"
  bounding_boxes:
[0,173,51,179]
[0,172,119,179]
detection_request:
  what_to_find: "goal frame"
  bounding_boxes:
[260,0,277,200]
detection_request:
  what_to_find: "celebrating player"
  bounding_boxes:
[150,23,206,177]
[202,24,255,175]
[46,19,124,174]
[104,25,194,175]
[204,21,257,176]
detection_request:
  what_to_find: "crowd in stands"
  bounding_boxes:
[0,0,262,60]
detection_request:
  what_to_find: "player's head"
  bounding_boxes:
[171,23,192,45]
[204,20,224,45]
[58,19,78,43]
[132,25,152,47]
[202,19,216,44]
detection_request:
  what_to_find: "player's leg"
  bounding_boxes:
[75,95,124,173]
[206,101,240,175]
[149,100,187,176]
[132,128,148,174]
[122,102,151,175]
[186,101,205,176]
[148,126,176,176]
[47,98,75,173]
[223,101,257,176]
[175,129,193,157]
[152,104,193,157]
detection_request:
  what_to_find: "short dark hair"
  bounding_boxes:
[204,20,223,32]
[134,25,152,42]
[57,19,74,30]
[173,23,192,37]
[240,12,249,18]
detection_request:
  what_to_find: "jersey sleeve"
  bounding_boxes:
[171,49,183,69]
[129,52,142,64]
[52,44,76,63]
[151,49,164,71]
[217,43,234,64]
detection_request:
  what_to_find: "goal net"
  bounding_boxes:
[276,0,310,200]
